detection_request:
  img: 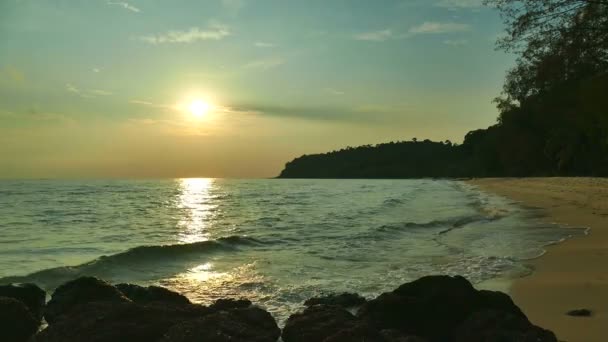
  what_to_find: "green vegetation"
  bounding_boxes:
[279,0,608,178]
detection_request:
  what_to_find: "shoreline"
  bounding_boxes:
[467,177,608,342]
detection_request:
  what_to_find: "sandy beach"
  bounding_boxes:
[468,178,608,342]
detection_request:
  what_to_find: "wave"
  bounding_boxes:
[376,213,504,234]
[0,235,262,288]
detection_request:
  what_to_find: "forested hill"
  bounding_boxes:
[278,1,608,179]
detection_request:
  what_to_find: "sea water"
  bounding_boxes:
[0,179,584,323]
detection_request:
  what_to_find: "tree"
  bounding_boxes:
[486,0,608,104]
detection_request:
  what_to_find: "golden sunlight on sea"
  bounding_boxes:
[177,178,217,243]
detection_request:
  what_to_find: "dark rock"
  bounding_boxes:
[160,306,280,342]
[282,305,360,342]
[358,275,533,342]
[476,290,527,320]
[566,308,592,317]
[322,323,385,342]
[209,298,252,311]
[115,283,190,305]
[0,296,39,342]
[304,292,367,308]
[380,330,428,342]
[453,309,557,342]
[36,301,213,342]
[0,283,46,321]
[45,277,131,324]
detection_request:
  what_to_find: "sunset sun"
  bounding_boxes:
[189,99,211,117]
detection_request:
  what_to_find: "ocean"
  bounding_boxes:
[0,179,584,323]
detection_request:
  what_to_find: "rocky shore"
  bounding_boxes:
[0,275,557,342]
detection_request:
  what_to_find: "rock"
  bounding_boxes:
[476,290,527,320]
[115,283,190,305]
[453,310,557,342]
[160,306,280,342]
[358,275,533,342]
[209,298,252,311]
[566,308,593,317]
[45,277,131,324]
[380,330,428,342]
[36,301,213,342]
[0,283,46,321]
[282,305,360,342]
[0,296,40,342]
[322,323,385,342]
[304,292,367,308]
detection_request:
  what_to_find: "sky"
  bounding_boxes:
[0,0,514,178]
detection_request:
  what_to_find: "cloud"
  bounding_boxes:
[227,102,408,123]
[129,99,175,110]
[244,58,284,70]
[140,24,230,44]
[444,39,469,46]
[435,0,484,9]
[354,29,392,42]
[66,84,112,98]
[325,88,345,96]
[89,89,113,96]
[93,68,101,73]
[254,41,276,48]
[107,1,140,13]
[409,22,471,34]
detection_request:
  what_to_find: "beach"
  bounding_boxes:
[468,177,608,342]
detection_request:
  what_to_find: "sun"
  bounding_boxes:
[189,99,211,117]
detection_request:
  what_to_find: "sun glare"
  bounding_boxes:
[189,99,211,117]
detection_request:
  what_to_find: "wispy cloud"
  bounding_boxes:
[444,39,469,46]
[129,99,176,110]
[325,88,345,96]
[354,29,392,42]
[254,41,276,48]
[66,84,112,98]
[244,58,284,70]
[436,0,484,9]
[92,67,101,73]
[89,89,113,96]
[409,22,471,34]
[107,1,140,13]
[140,24,230,44]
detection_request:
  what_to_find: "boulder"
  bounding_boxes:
[160,306,280,342]
[115,283,190,305]
[358,275,533,342]
[45,277,130,324]
[566,308,592,317]
[36,301,212,342]
[0,296,39,342]
[208,298,252,311]
[0,283,46,321]
[304,292,367,308]
[282,305,360,342]
[322,322,385,342]
[453,310,557,342]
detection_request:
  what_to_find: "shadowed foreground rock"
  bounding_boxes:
[304,292,367,308]
[0,283,46,322]
[282,275,557,342]
[0,275,558,342]
[160,306,280,342]
[45,277,130,324]
[115,283,191,305]
[0,296,39,342]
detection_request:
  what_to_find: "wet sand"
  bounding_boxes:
[468,178,608,342]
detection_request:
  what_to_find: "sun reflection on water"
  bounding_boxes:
[177,178,217,243]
